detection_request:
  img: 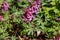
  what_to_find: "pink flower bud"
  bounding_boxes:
[0,15,4,21]
[28,0,33,2]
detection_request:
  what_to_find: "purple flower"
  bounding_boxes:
[36,0,41,8]
[31,4,39,14]
[23,8,33,23]
[22,0,41,23]
[36,0,41,4]
[56,34,60,40]
[2,1,9,11]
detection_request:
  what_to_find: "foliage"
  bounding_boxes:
[0,0,60,40]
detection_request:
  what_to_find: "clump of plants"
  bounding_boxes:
[0,0,60,40]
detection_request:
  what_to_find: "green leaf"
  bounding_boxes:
[0,0,4,7]
[12,36,16,40]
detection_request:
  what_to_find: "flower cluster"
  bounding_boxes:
[22,0,40,23]
[2,1,9,11]
[56,34,60,40]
